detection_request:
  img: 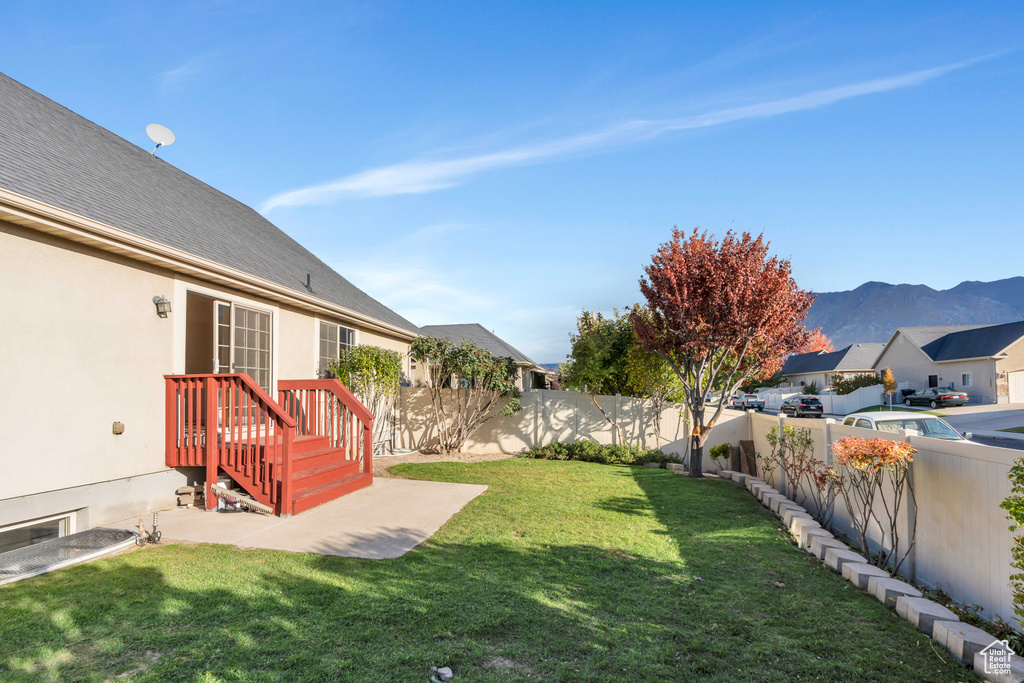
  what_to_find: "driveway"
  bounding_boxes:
[939,403,1024,432]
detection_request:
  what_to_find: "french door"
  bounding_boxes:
[213,301,272,392]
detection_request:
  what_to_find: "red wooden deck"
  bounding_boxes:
[165,374,374,516]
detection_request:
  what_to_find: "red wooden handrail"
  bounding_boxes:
[278,379,374,477]
[277,379,373,424]
[165,374,297,515]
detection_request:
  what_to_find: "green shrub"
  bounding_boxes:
[709,443,731,468]
[517,441,680,467]
[568,440,601,461]
[830,373,881,396]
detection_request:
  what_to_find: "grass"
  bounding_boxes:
[0,460,976,682]
[1000,426,1024,434]
[852,404,947,417]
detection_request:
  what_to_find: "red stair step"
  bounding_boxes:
[291,472,372,515]
[292,459,359,490]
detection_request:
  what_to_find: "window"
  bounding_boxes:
[233,305,272,392]
[0,513,74,554]
[961,373,972,387]
[318,322,356,377]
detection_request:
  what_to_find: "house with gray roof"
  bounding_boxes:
[419,324,553,390]
[871,321,1024,404]
[0,72,423,548]
[780,343,885,391]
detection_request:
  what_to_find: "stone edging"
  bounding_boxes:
[707,468,1023,682]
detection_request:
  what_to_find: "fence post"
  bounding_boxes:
[534,390,541,449]
[777,414,787,496]
[824,418,835,467]
[897,429,917,581]
[612,394,620,446]
[573,393,579,444]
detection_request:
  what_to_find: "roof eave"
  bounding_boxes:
[0,187,419,341]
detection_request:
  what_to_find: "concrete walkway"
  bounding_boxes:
[110,478,487,559]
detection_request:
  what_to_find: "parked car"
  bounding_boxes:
[736,394,765,411]
[842,411,971,441]
[903,388,968,409]
[781,395,824,418]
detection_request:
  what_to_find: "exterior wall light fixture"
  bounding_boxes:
[153,295,172,318]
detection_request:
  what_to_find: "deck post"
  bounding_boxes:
[280,424,294,517]
[165,378,177,467]
[205,377,218,510]
[363,418,373,480]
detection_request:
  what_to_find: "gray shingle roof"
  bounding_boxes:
[0,72,420,336]
[782,343,885,376]
[419,324,538,366]
[903,321,1024,361]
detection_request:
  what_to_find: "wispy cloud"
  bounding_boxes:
[157,54,214,96]
[261,54,996,213]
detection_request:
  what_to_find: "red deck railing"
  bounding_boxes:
[165,374,297,515]
[277,379,374,477]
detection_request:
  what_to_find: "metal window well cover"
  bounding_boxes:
[0,528,138,586]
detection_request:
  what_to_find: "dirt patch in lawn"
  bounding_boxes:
[373,451,515,477]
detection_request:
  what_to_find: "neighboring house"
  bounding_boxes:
[872,321,1024,404]
[418,324,551,390]
[780,343,885,390]
[0,72,422,551]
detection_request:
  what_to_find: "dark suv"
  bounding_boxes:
[781,395,824,418]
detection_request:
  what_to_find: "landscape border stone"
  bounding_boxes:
[824,547,867,573]
[843,562,890,590]
[895,596,959,638]
[868,576,922,608]
[933,620,998,664]
[730,465,1002,678]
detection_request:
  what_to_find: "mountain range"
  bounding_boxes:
[805,277,1024,349]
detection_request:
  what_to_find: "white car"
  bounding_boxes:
[842,412,971,442]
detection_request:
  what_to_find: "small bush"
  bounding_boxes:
[830,373,881,396]
[709,443,731,468]
[518,441,679,467]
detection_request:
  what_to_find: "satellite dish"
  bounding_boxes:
[146,124,176,156]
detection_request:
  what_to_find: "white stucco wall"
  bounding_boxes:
[874,332,997,402]
[0,221,177,500]
[996,338,1024,402]
[1,222,414,523]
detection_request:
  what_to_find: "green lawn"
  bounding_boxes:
[851,404,947,417]
[0,460,975,682]
[1000,426,1024,434]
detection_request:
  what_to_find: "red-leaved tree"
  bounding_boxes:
[631,228,815,477]
[792,328,834,355]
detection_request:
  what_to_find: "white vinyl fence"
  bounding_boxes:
[396,389,750,472]
[748,411,1019,628]
[756,384,888,415]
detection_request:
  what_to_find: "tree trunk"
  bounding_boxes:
[689,437,704,477]
[689,406,704,478]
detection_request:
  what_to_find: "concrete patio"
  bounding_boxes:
[109,478,488,559]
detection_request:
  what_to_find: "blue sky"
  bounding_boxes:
[2,2,1022,362]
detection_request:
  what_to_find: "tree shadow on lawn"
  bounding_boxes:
[1,500,975,682]
[627,466,977,682]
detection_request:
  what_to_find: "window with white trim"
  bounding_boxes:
[961,373,972,387]
[318,322,356,378]
[0,512,75,554]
